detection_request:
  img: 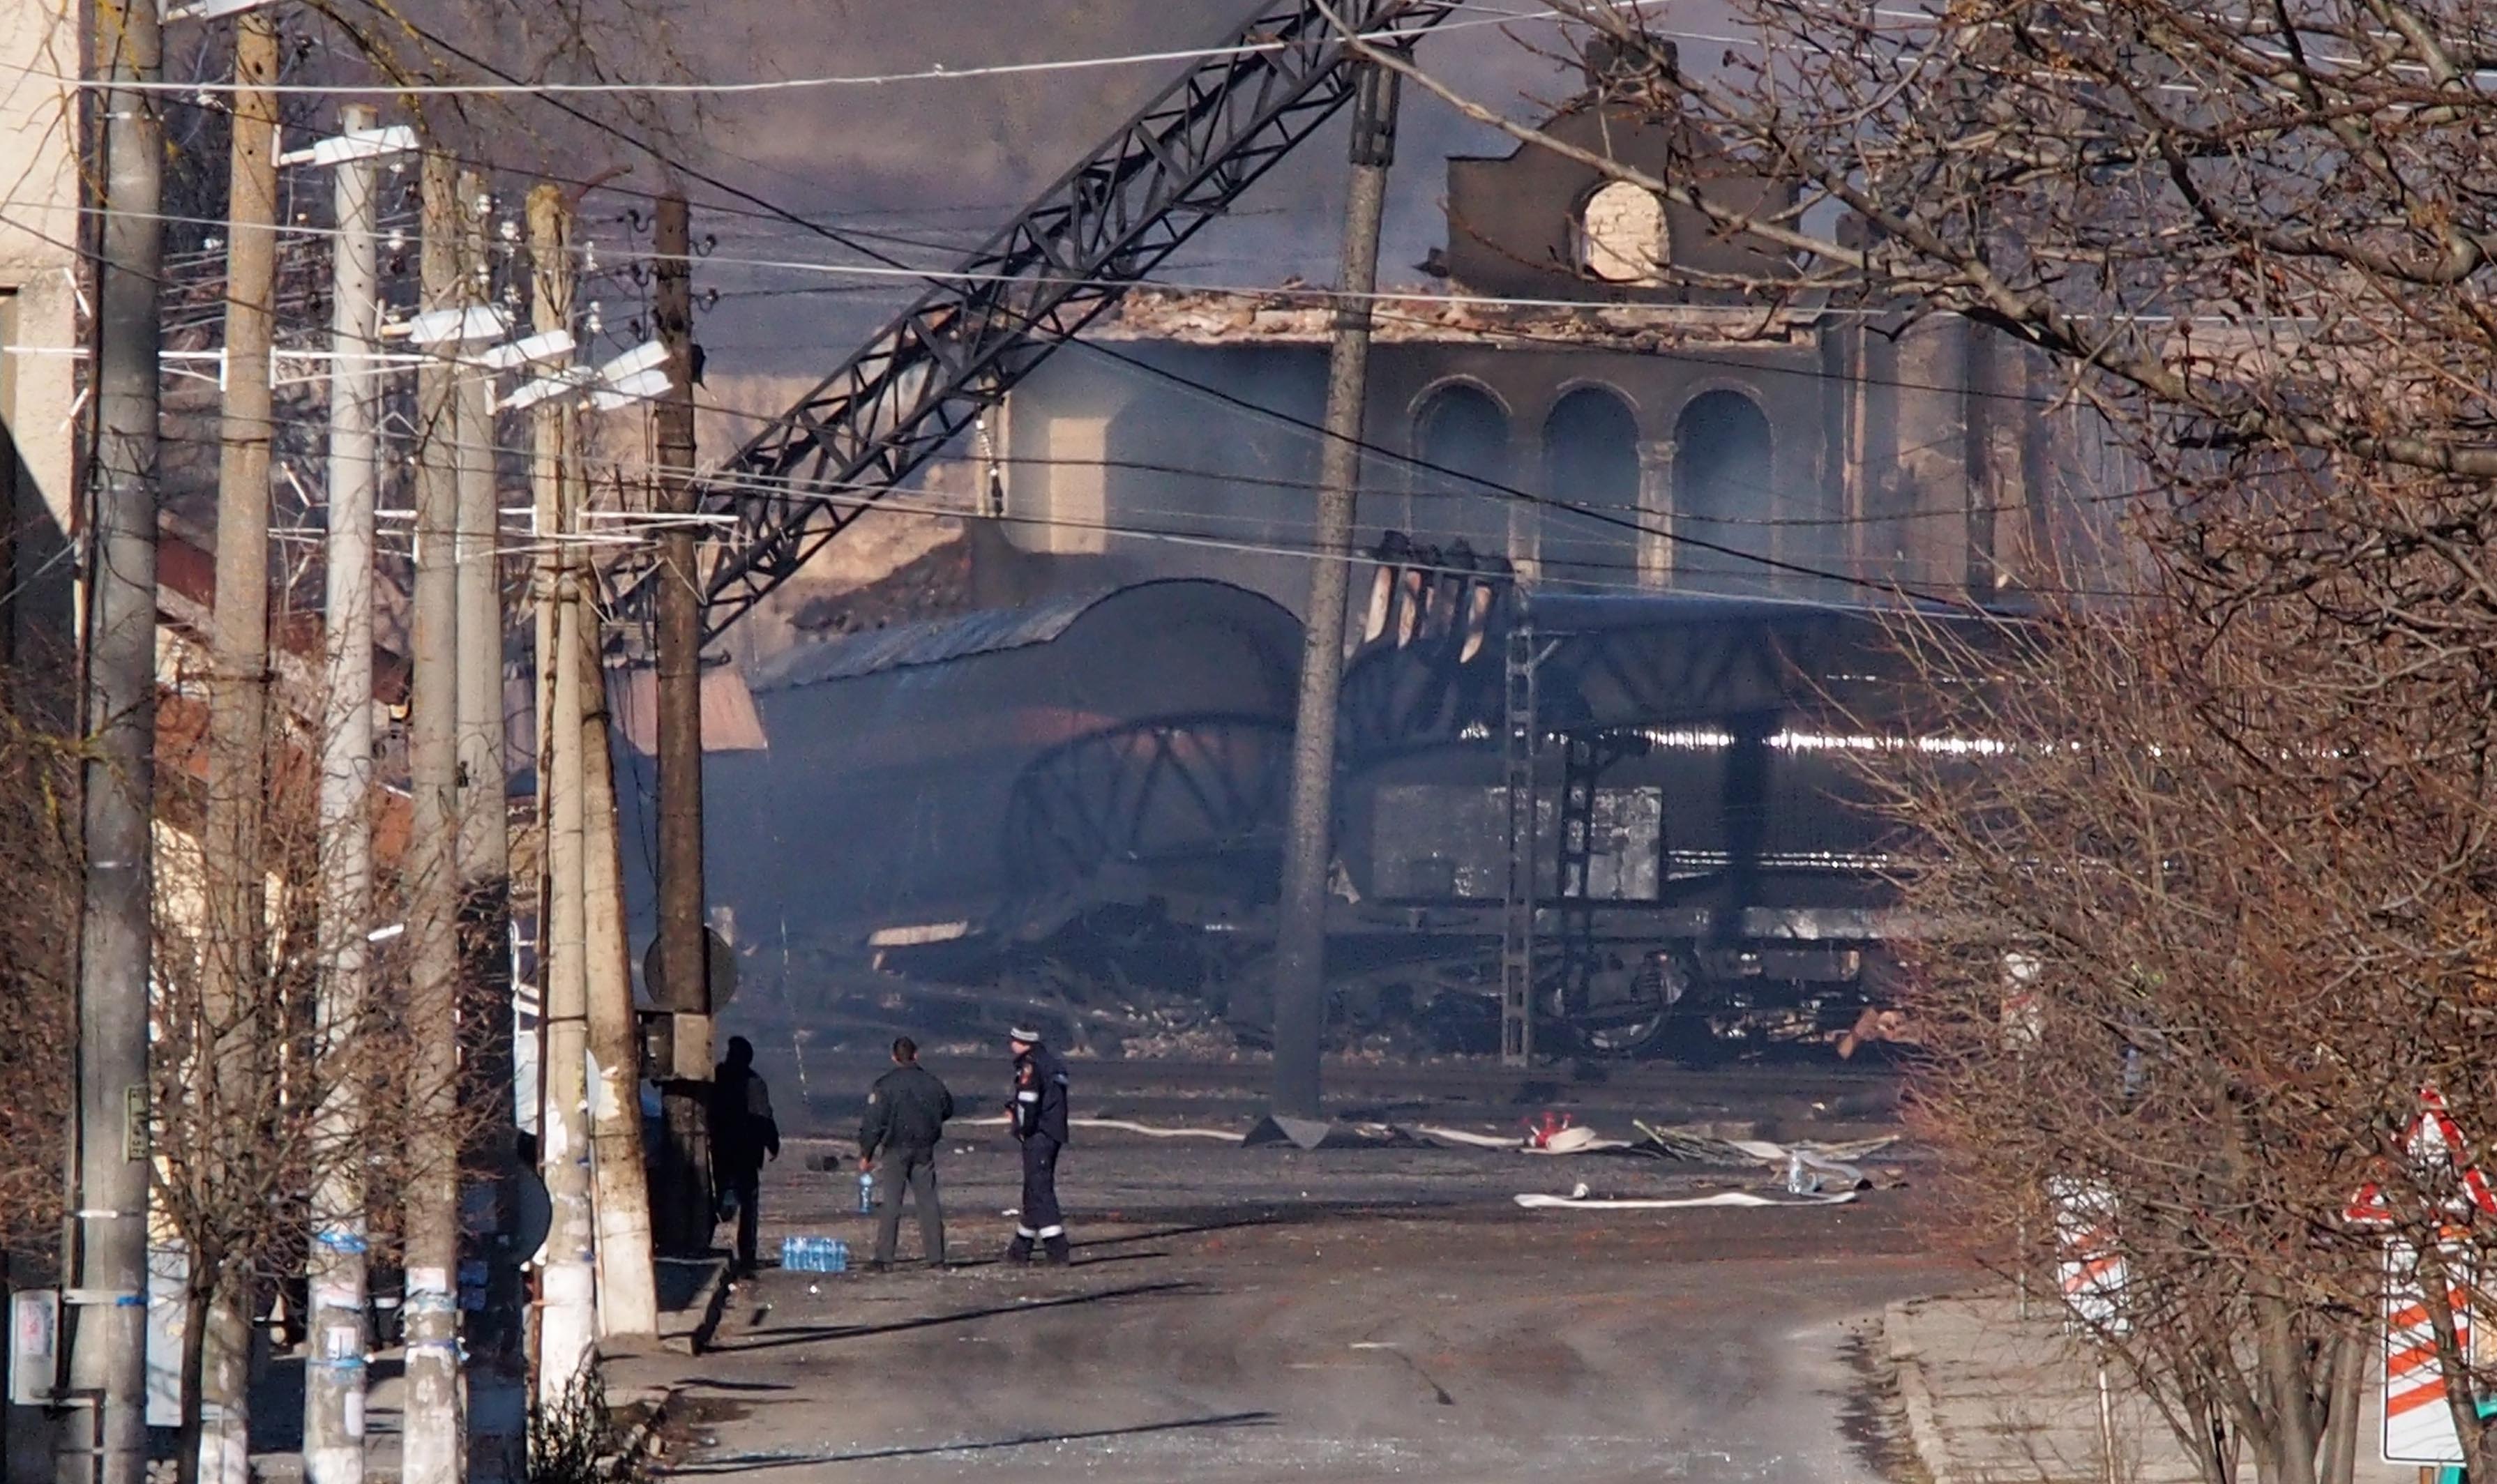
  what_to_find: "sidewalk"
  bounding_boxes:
[244,1256,725,1483]
[1883,1292,2409,1484]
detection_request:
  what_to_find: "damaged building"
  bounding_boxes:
[970,57,2097,618]
[682,54,2120,1059]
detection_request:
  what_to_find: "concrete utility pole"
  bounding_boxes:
[63,0,166,1477]
[650,187,712,1255]
[528,183,600,1402]
[579,596,658,1337]
[305,103,382,1484]
[448,173,531,1464]
[1269,61,1397,1121]
[195,13,280,1481]
[402,149,467,1484]
[453,171,511,902]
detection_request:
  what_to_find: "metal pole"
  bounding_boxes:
[651,188,712,1255]
[450,169,525,1474]
[580,591,658,1337]
[1269,61,1396,1121]
[1498,608,1539,1067]
[195,15,279,1478]
[63,0,165,1476]
[305,102,380,1484]
[528,184,599,1403]
[402,149,466,1484]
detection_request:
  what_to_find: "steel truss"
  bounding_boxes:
[607,0,1461,644]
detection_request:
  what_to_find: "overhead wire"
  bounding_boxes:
[122,390,2149,602]
[33,1,2157,609]
[73,2,1734,97]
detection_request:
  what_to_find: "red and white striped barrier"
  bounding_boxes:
[2049,1176,2127,1334]
[2382,1242,2473,1465]
[2345,1087,2495,1467]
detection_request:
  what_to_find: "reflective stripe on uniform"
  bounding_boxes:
[1036,1225,1064,1239]
[1016,1091,1039,1102]
[1015,1225,1038,1239]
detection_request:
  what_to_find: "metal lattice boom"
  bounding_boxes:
[605,0,1461,644]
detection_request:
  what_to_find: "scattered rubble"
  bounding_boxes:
[1091,284,1822,351]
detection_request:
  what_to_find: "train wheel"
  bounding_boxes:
[1556,952,1688,1059]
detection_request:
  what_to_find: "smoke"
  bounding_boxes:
[656,1,1604,368]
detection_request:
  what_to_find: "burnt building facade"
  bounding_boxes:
[992,80,2088,616]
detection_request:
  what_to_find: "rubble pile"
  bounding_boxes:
[790,529,977,637]
[1092,284,1820,352]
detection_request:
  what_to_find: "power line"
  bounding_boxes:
[126,399,2152,602]
[324,0,942,282]
[71,3,1726,98]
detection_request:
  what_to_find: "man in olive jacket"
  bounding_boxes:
[859,1036,956,1270]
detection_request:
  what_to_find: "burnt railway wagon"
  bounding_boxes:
[704,579,1302,993]
[710,561,1993,1058]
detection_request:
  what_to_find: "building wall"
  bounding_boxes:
[1000,328,1924,613]
[1444,104,1797,306]
[0,1,84,672]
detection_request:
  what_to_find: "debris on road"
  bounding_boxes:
[1513,1186,1859,1211]
[1631,1119,1895,1182]
[1410,1125,1521,1149]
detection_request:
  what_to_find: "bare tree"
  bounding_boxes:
[0,699,80,1268]
[1352,1,2497,1476]
[149,656,487,1484]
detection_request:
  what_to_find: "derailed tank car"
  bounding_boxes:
[716,559,1991,1057]
[704,579,1303,1008]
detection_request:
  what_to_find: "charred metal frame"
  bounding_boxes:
[1004,713,1293,891]
[1498,608,1556,1066]
[606,0,1463,644]
[1551,727,1651,1019]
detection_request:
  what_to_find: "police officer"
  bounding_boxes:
[1005,1026,1071,1265]
[858,1036,956,1271]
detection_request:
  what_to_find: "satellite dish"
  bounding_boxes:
[509,1163,552,1265]
[642,927,738,1013]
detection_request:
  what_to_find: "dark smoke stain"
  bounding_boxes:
[1836,1324,1933,1484]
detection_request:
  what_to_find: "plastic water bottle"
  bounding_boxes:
[857,1169,875,1214]
[1785,1151,1813,1195]
[778,1235,851,1273]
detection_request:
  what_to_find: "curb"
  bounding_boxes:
[654,1256,733,1356]
[1883,1297,1958,1484]
[612,1380,682,1473]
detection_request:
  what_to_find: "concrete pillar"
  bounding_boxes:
[1636,437,1675,590]
[1891,316,1971,593]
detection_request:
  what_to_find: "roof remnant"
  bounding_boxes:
[746,586,1119,692]
[1088,285,1820,349]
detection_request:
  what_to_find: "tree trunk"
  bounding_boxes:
[2414,1243,2484,1484]
[2316,1328,2361,1484]
[174,1276,210,1484]
[2254,1287,2319,1484]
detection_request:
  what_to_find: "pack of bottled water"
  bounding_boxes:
[780,1235,849,1273]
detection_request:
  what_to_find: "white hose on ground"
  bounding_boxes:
[952,1113,1240,1139]
[1512,1188,1858,1210]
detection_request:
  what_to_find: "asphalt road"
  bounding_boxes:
[629,1129,1957,1483]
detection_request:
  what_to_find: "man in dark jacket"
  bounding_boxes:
[710,1036,780,1278]
[1005,1027,1072,1265]
[858,1036,956,1270]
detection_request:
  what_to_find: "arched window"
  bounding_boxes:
[1539,387,1641,591]
[1579,181,1668,285]
[1674,389,1773,593]
[1411,383,1511,559]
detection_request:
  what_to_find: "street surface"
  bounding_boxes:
[628,1061,1958,1483]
